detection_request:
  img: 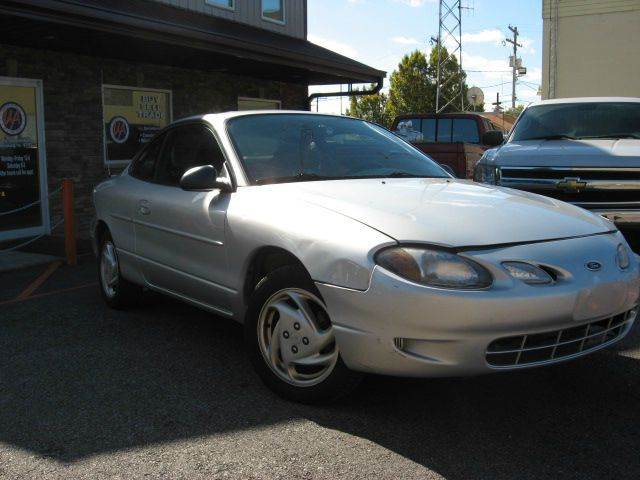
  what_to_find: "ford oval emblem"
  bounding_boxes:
[586,261,602,272]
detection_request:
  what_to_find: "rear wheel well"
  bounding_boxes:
[244,247,309,302]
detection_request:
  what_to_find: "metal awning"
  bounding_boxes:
[0,0,385,86]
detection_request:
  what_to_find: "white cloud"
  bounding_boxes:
[393,0,435,7]
[347,0,364,3]
[462,29,504,45]
[392,36,421,45]
[307,34,358,58]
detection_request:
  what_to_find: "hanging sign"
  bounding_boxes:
[103,86,172,163]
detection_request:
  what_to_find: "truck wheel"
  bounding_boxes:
[245,265,361,403]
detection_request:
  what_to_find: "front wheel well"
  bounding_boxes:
[243,247,310,302]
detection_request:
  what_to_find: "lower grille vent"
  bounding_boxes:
[486,309,636,368]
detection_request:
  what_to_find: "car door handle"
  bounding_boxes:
[138,200,151,216]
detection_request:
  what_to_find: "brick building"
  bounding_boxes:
[0,0,384,242]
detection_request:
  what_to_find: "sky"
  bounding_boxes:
[307,0,543,114]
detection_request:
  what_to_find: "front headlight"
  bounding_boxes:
[473,163,500,184]
[375,246,493,289]
[617,243,630,270]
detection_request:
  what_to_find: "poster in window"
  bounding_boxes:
[0,84,41,233]
[103,86,171,163]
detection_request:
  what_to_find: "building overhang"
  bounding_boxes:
[0,0,385,86]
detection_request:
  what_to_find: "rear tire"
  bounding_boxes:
[244,265,361,403]
[98,231,142,310]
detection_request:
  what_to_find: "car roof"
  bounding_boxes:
[530,97,640,107]
[172,110,359,127]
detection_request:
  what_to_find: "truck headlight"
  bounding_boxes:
[473,163,500,184]
[376,246,493,289]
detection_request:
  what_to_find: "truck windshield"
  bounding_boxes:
[510,102,640,142]
[227,114,449,185]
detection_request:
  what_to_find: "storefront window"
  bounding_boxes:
[0,79,47,240]
[102,85,172,164]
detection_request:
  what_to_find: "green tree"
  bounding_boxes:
[504,104,524,118]
[386,46,470,119]
[346,46,471,126]
[346,86,392,127]
[386,50,435,120]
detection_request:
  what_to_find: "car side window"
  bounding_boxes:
[452,119,480,143]
[154,124,226,186]
[421,118,436,142]
[437,118,452,142]
[129,135,165,181]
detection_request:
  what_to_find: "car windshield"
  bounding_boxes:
[510,102,640,142]
[226,114,449,185]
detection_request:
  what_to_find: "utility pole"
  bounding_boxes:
[506,25,522,109]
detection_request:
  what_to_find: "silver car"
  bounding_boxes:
[92,111,640,403]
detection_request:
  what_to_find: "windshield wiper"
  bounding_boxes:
[255,173,337,185]
[525,134,577,141]
[578,133,640,140]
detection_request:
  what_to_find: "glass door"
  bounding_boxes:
[0,77,48,242]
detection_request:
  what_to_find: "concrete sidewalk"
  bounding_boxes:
[0,250,61,273]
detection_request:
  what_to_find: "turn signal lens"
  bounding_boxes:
[376,247,493,289]
[502,261,553,285]
[617,243,630,270]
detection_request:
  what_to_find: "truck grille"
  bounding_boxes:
[498,167,640,209]
[486,309,636,368]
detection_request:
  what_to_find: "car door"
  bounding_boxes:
[133,122,234,316]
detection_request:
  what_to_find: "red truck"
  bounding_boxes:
[392,112,509,178]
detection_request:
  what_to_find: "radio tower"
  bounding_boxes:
[434,0,468,113]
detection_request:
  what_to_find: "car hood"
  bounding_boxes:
[491,138,640,167]
[262,178,613,247]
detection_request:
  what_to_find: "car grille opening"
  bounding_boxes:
[486,309,636,368]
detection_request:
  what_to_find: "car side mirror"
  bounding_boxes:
[180,165,232,192]
[482,130,505,147]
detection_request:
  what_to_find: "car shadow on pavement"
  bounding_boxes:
[1,277,640,479]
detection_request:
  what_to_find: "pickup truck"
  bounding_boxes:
[392,112,507,178]
[473,97,640,235]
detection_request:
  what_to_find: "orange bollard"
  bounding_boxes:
[62,179,77,266]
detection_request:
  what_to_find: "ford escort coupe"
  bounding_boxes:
[92,112,640,403]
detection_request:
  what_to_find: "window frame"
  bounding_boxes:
[145,121,234,189]
[205,0,235,11]
[128,131,169,183]
[261,0,286,25]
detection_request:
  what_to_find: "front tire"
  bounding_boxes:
[245,265,361,403]
[98,231,142,310]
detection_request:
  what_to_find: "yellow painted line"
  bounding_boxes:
[15,260,63,301]
[1,282,98,307]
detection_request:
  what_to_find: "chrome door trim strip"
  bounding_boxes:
[110,213,132,223]
[129,251,238,295]
[133,218,224,246]
[146,283,234,318]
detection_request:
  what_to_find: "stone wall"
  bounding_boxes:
[0,44,309,238]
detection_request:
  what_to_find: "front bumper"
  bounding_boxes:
[317,233,640,377]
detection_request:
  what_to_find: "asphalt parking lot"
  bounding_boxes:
[2,259,640,480]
